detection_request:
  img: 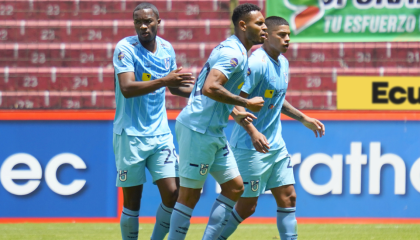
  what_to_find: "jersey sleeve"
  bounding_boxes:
[113,43,135,74]
[241,54,266,94]
[212,47,243,80]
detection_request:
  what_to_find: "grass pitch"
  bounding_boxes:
[1,223,420,239]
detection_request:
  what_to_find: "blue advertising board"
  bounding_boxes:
[0,119,419,218]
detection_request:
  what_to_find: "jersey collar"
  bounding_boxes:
[230,35,247,56]
[137,36,161,56]
[261,48,281,67]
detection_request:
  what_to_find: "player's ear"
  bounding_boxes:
[239,20,246,32]
[157,18,161,25]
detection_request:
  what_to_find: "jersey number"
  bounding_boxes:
[222,144,230,157]
[162,148,177,164]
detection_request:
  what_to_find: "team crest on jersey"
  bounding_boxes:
[132,42,139,46]
[269,104,274,110]
[119,170,128,182]
[230,58,238,67]
[250,180,259,192]
[247,68,251,76]
[164,57,170,70]
[199,164,209,175]
[118,51,125,61]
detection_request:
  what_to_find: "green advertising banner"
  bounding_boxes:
[266,0,420,42]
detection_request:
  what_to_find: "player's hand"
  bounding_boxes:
[163,67,195,87]
[245,97,264,112]
[302,116,325,138]
[250,131,270,153]
[233,111,257,127]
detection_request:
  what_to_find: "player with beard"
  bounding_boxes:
[168,3,267,240]
[219,16,325,240]
[112,3,194,240]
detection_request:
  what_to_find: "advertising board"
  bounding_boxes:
[1,112,420,220]
[337,76,420,110]
[266,0,420,42]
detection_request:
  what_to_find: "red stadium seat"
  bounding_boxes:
[165,94,188,109]
[0,42,220,70]
[0,0,417,110]
[286,91,336,110]
[1,91,43,109]
[0,19,230,43]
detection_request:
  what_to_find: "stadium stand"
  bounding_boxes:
[0,0,419,109]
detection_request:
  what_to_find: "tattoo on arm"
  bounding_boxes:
[281,100,304,121]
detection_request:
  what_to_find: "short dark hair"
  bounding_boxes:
[232,3,261,27]
[133,2,159,19]
[265,16,289,30]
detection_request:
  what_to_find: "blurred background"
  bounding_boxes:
[1,0,418,110]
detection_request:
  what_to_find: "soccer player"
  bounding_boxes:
[112,3,195,240]
[219,16,325,240]
[168,4,267,240]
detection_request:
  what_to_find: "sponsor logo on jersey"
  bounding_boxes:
[118,51,125,61]
[230,58,239,67]
[251,180,259,192]
[119,170,128,182]
[247,68,251,76]
[199,164,209,175]
[237,82,244,89]
[265,89,275,98]
[142,73,152,81]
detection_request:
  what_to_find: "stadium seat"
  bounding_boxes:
[0,0,416,110]
[0,67,114,91]
[286,91,336,110]
[165,94,188,109]
[282,42,411,68]
[0,90,115,109]
[0,19,230,43]
[0,42,218,68]
[0,0,263,20]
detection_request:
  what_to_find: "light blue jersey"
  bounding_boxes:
[230,47,289,151]
[113,35,177,136]
[177,35,248,137]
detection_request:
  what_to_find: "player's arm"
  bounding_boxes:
[282,100,325,137]
[118,67,194,98]
[167,47,195,98]
[168,84,194,98]
[202,69,264,112]
[232,91,270,153]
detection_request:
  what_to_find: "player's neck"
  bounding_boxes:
[262,44,280,63]
[139,38,157,53]
[234,33,253,51]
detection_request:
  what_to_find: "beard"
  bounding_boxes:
[137,31,156,43]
